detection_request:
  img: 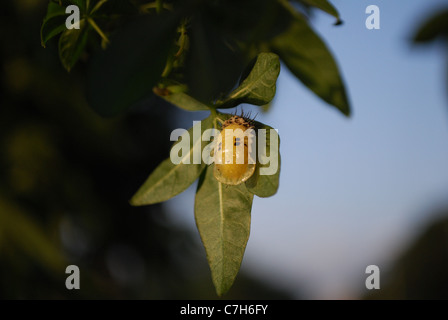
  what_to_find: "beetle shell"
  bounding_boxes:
[213,116,256,185]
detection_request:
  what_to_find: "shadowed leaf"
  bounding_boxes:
[299,0,341,24]
[413,10,448,43]
[157,89,210,112]
[271,3,350,116]
[246,121,281,197]
[86,13,180,117]
[130,115,213,205]
[216,53,281,109]
[195,165,253,296]
[58,19,89,72]
[40,1,68,47]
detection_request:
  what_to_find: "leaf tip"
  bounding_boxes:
[334,19,344,26]
[214,280,232,297]
[153,86,171,97]
[63,64,72,72]
[129,193,144,207]
[338,105,350,117]
[341,101,351,117]
[215,288,226,297]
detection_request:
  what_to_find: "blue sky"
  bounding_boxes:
[167,0,448,298]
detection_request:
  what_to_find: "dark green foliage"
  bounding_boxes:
[40,0,349,295]
[41,0,351,116]
[1,1,296,299]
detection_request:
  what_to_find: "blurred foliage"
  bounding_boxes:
[364,208,448,300]
[40,0,351,295]
[374,13,448,298]
[0,0,295,299]
[413,9,448,43]
[41,0,351,117]
[365,14,448,299]
[413,8,448,103]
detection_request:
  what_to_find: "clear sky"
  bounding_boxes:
[166,0,448,298]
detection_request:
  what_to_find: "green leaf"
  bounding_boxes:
[58,19,89,72]
[40,1,68,47]
[195,165,253,296]
[216,52,281,109]
[86,13,180,117]
[246,121,281,197]
[156,88,210,111]
[130,115,213,205]
[299,0,341,24]
[413,10,448,43]
[261,101,274,113]
[271,4,350,116]
[185,14,245,104]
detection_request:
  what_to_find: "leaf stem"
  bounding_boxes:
[90,0,108,14]
[160,56,173,78]
[87,18,109,44]
[156,0,163,14]
[175,20,188,58]
[211,109,225,130]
